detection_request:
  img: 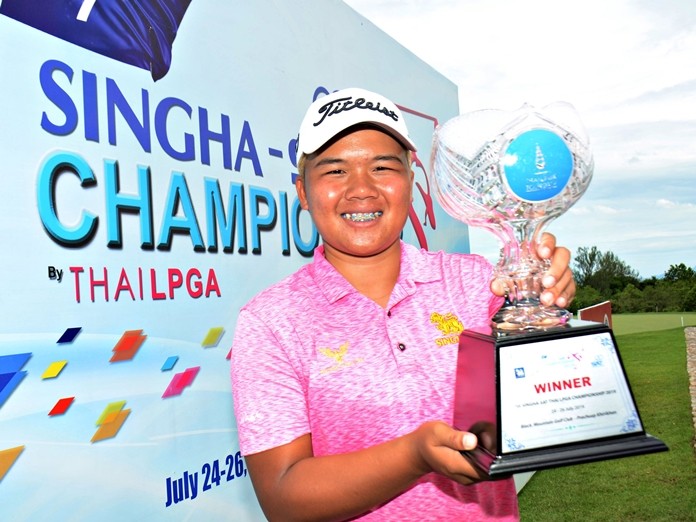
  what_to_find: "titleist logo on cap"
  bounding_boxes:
[312,95,399,127]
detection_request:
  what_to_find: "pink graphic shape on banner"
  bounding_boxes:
[162,366,200,398]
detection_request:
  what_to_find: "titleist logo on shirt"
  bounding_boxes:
[312,96,399,127]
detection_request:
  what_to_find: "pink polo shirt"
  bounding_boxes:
[231,241,517,520]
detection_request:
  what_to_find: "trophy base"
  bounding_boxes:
[492,304,572,332]
[454,321,668,479]
[464,433,668,479]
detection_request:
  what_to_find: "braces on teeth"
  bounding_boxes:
[343,211,383,221]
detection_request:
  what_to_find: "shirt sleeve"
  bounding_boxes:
[230,308,310,456]
[477,255,505,321]
[453,252,504,323]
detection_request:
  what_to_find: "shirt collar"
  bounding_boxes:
[310,241,443,305]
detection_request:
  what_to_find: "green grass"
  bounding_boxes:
[518,326,696,521]
[611,312,696,336]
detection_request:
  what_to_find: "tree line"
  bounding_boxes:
[568,246,696,314]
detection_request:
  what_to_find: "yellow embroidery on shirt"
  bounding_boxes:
[319,343,348,363]
[318,342,364,375]
[430,311,464,347]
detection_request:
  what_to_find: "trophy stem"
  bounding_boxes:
[492,222,571,332]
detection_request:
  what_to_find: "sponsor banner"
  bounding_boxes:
[0,1,460,519]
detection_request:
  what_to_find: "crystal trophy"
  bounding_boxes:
[430,104,667,477]
[431,102,593,331]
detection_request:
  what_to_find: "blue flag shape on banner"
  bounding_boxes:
[0,0,193,80]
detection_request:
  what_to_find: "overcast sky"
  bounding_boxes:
[344,0,696,278]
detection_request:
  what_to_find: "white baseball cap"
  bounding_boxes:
[296,87,417,157]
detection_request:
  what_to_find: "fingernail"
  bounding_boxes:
[539,246,551,258]
[542,275,555,288]
[463,433,477,449]
[541,291,553,306]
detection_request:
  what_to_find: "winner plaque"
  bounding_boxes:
[430,104,667,477]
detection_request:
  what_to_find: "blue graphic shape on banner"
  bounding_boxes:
[161,355,179,371]
[0,0,193,81]
[0,353,32,408]
[502,129,573,202]
[57,327,82,344]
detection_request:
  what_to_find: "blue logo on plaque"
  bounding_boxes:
[514,367,526,378]
[502,129,573,202]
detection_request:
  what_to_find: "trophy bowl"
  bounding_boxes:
[430,102,594,331]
